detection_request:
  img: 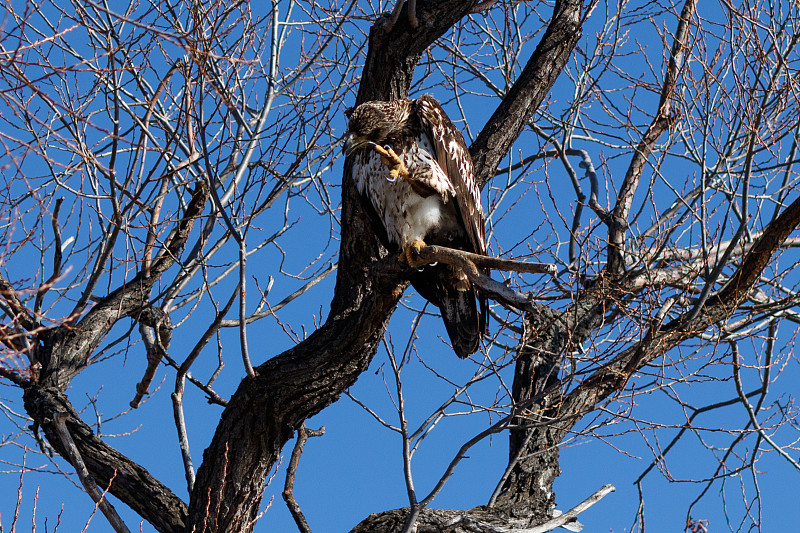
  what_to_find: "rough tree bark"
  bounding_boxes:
[12,1,800,533]
[186,1,498,531]
[188,0,590,530]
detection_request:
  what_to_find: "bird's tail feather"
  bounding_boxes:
[411,265,485,358]
[440,287,480,358]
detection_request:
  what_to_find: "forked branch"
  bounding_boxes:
[606,0,697,273]
[283,425,326,533]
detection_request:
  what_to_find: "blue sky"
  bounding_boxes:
[2,1,800,532]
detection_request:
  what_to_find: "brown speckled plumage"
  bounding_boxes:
[344,95,487,357]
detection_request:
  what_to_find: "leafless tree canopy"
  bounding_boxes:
[1,0,799,532]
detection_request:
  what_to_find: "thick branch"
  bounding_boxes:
[415,244,555,313]
[350,483,615,533]
[417,245,556,276]
[356,0,479,103]
[23,385,187,533]
[53,412,132,533]
[469,0,585,186]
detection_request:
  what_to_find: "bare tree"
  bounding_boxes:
[1,1,799,532]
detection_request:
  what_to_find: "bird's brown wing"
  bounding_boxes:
[414,95,486,257]
[413,96,488,351]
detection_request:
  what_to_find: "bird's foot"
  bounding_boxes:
[399,240,429,268]
[372,144,410,183]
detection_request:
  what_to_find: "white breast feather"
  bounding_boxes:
[403,194,443,244]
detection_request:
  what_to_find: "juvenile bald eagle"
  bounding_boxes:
[343,95,487,357]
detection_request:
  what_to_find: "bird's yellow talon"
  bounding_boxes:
[373,145,409,181]
[400,240,428,268]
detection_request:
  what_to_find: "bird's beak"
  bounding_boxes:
[343,132,369,156]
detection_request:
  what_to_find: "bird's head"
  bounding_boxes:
[343,100,412,155]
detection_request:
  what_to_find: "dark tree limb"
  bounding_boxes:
[492,308,570,519]
[469,0,587,188]
[53,412,132,533]
[357,0,480,104]
[351,483,615,533]
[23,385,188,533]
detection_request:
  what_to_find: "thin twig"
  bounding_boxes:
[217,263,337,327]
[283,424,325,533]
[35,197,64,316]
[344,391,402,432]
[731,342,800,472]
[386,342,419,533]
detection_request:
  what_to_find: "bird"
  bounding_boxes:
[343,95,487,357]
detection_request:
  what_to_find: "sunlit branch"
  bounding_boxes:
[527,484,615,533]
[606,0,696,274]
[385,342,419,533]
